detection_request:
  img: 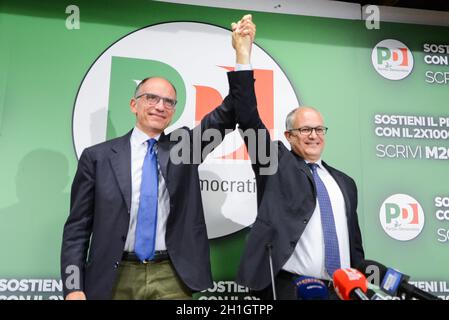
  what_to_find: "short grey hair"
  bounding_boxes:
[285,106,321,131]
[285,107,301,131]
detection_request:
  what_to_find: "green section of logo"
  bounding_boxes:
[107,56,186,139]
[385,203,400,223]
[377,47,390,64]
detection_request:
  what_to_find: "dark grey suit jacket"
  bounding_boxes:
[61,71,252,299]
[230,71,365,291]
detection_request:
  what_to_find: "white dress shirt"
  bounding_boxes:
[124,127,170,252]
[282,159,350,280]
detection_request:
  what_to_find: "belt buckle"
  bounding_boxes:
[142,259,150,264]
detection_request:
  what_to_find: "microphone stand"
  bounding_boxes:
[267,243,277,300]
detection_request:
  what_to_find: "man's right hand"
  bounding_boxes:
[65,291,87,300]
[231,14,256,65]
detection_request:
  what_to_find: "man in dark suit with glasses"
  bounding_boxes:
[234,74,365,299]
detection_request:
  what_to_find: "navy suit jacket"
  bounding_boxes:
[229,71,365,290]
[61,71,252,299]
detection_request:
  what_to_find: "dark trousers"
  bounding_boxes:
[251,270,340,300]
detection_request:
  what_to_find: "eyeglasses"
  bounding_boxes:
[289,126,328,136]
[135,93,177,109]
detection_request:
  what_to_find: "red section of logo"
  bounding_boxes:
[194,85,223,124]
[194,66,274,160]
[401,203,419,225]
[391,48,409,66]
[398,48,409,66]
[393,51,399,62]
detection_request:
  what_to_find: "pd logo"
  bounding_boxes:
[371,39,414,80]
[72,22,299,239]
[379,194,425,241]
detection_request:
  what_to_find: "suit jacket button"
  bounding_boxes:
[290,241,296,247]
[303,219,308,224]
[114,262,119,269]
[121,235,126,242]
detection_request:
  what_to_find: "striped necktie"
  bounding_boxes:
[308,162,341,277]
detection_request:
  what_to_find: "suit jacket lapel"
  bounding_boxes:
[157,131,170,184]
[323,161,352,219]
[109,131,132,212]
[289,151,316,196]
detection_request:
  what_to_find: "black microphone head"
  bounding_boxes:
[356,260,440,300]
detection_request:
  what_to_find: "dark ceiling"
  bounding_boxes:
[334,0,449,12]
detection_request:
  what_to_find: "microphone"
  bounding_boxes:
[333,268,369,300]
[293,276,329,300]
[356,259,440,300]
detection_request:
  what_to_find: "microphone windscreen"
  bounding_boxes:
[294,276,329,300]
[380,268,406,296]
[333,268,368,300]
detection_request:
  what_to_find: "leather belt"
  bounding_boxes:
[122,251,169,264]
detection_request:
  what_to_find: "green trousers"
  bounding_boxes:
[111,259,192,300]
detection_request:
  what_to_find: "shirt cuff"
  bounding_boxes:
[235,63,252,71]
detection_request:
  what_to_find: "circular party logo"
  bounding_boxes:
[379,194,425,241]
[371,39,414,80]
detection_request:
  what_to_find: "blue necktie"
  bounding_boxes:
[308,163,341,277]
[135,139,158,262]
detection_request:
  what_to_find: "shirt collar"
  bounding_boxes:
[305,158,323,168]
[131,126,161,146]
